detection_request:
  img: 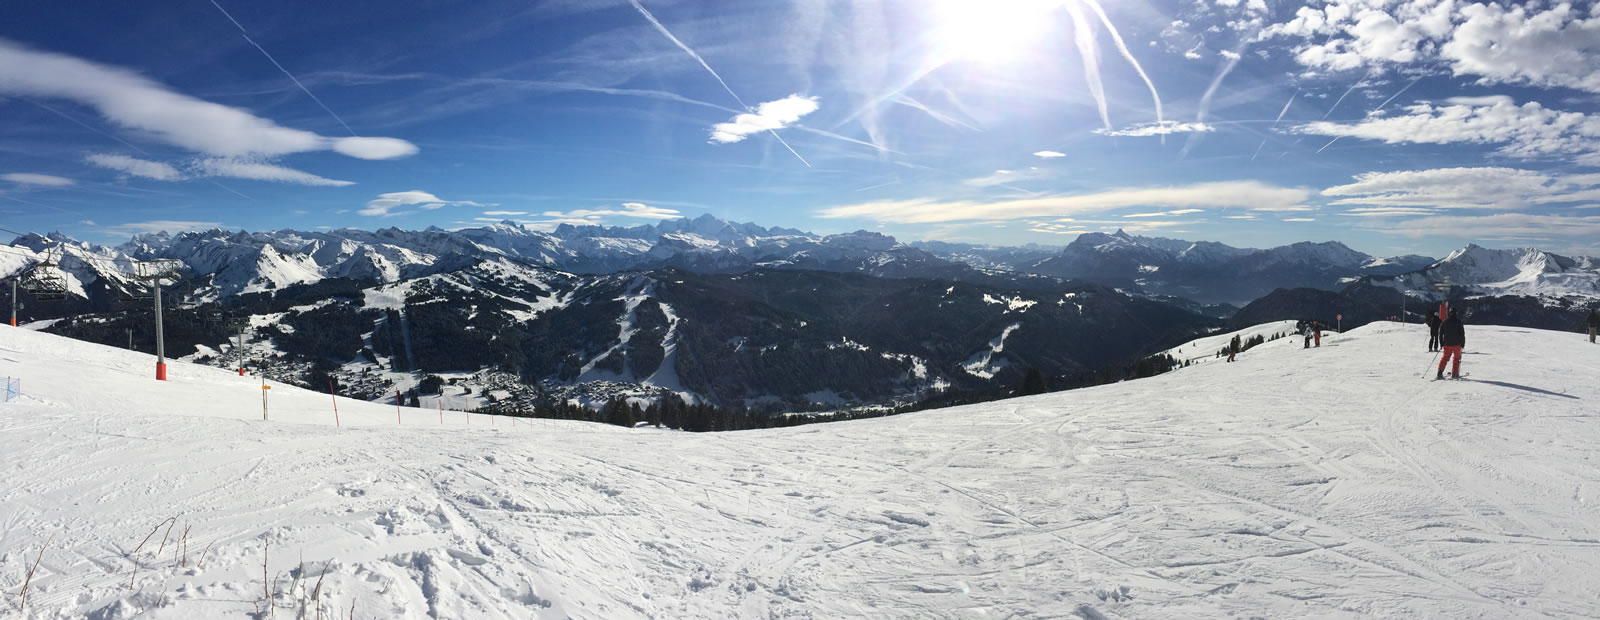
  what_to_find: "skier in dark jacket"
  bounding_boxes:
[1425,312,1441,352]
[1437,309,1465,379]
[1588,309,1598,344]
[1227,334,1241,362]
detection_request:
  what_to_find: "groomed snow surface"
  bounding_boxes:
[3,321,1599,618]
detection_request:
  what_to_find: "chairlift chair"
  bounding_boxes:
[19,264,69,300]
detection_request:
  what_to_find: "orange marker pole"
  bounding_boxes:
[438,400,443,424]
[329,380,339,428]
[395,389,402,425]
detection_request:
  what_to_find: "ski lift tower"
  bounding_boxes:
[225,312,251,376]
[135,259,183,381]
[1432,276,1453,321]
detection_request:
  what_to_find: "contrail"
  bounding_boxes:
[626,0,810,167]
[1371,76,1421,114]
[626,0,747,109]
[1080,0,1164,140]
[1311,78,1417,158]
[1182,48,1244,159]
[1195,50,1243,123]
[1066,2,1111,130]
[207,0,358,137]
[1321,70,1370,120]
[1251,89,1297,162]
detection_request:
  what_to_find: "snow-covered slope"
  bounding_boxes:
[1163,319,1300,366]
[3,322,1599,618]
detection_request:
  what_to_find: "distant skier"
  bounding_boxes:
[1227,334,1240,362]
[1437,309,1465,380]
[1303,322,1313,349]
[1588,309,1598,344]
[1426,312,1441,352]
[1313,321,1322,348]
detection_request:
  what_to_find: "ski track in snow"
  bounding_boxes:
[2,322,1599,618]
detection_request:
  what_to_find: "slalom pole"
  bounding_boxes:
[438,400,443,424]
[395,389,402,425]
[329,380,339,427]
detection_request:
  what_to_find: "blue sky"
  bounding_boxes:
[2,0,1600,258]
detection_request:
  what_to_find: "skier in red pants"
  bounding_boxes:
[1437,309,1465,379]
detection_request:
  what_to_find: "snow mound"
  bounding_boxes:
[2,321,1599,618]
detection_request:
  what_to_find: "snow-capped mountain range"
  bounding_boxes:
[9,218,1600,313]
[1012,229,1439,305]
[1372,244,1600,300]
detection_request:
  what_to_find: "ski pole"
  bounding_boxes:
[1421,349,1441,379]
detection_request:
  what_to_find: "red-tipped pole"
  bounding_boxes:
[329,380,340,428]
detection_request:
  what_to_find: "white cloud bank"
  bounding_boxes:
[1323,167,1600,210]
[817,181,1310,224]
[0,38,416,162]
[709,95,819,144]
[1291,99,1600,163]
[1,173,74,186]
[361,190,482,217]
[1262,2,1600,94]
[1033,150,1066,158]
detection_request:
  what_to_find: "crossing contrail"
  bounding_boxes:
[1321,71,1371,120]
[1066,1,1111,130]
[1371,76,1421,114]
[207,0,358,137]
[626,0,809,167]
[1251,89,1297,162]
[1080,0,1164,140]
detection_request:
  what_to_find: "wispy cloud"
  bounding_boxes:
[541,202,680,220]
[84,154,185,181]
[1371,213,1600,240]
[1322,167,1600,210]
[0,38,416,160]
[361,190,483,217]
[1,173,74,187]
[1123,209,1203,218]
[709,95,819,144]
[963,168,1051,188]
[817,181,1310,224]
[195,159,354,187]
[104,220,224,236]
[1033,150,1066,158]
[1095,121,1215,137]
[482,210,528,216]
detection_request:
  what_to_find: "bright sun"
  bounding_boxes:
[930,0,1061,65]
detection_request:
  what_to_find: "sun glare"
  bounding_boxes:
[930,0,1061,65]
